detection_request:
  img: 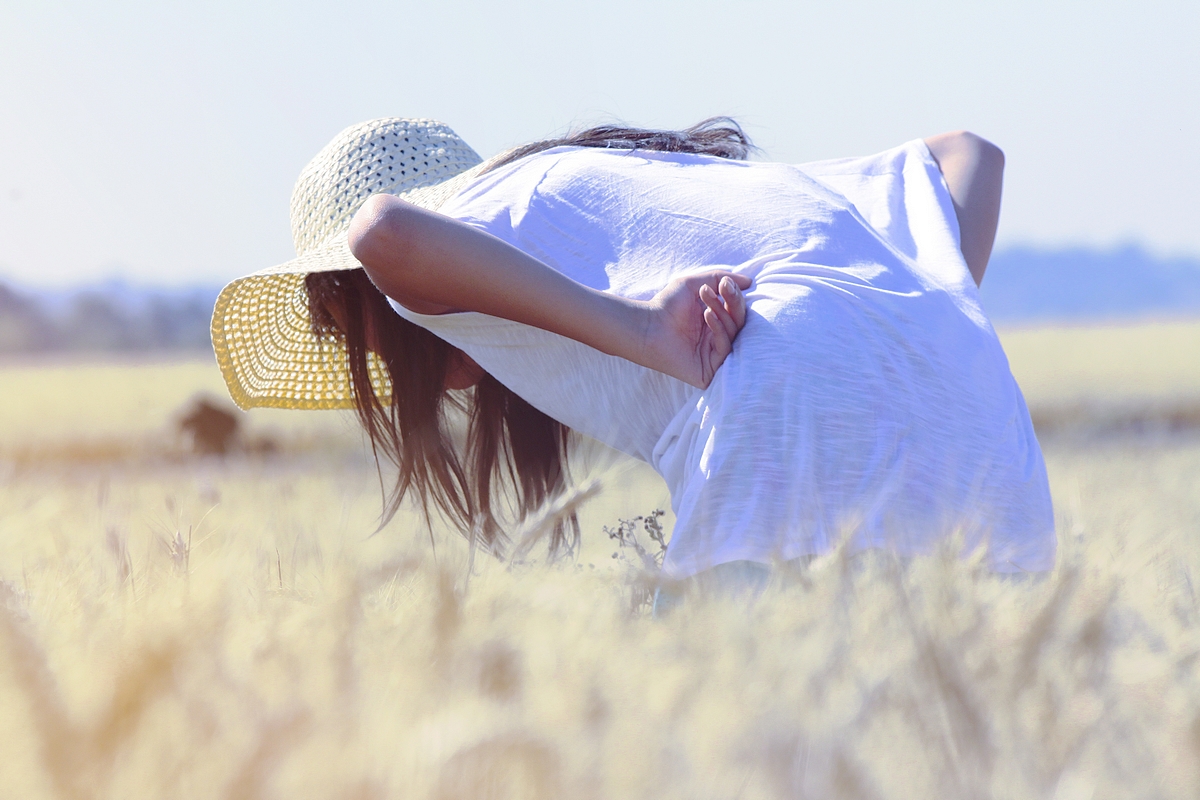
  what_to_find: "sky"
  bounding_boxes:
[1,0,1197,288]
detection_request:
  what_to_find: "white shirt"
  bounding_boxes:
[390,141,1056,578]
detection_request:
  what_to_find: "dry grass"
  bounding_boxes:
[1000,319,1200,437]
[1,322,1199,799]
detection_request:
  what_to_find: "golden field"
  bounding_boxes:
[2,319,1200,799]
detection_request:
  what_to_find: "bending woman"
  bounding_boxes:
[212,117,1054,579]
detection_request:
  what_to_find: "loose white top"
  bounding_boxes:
[390,141,1055,577]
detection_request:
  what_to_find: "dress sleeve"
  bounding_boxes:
[797,140,981,318]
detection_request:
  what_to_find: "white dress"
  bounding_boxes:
[389,141,1056,578]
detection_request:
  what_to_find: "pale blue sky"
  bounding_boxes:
[1,0,1197,287]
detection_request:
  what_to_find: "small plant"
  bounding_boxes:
[603,510,667,571]
[161,526,192,576]
[603,510,668,613]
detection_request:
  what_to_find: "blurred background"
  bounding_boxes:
[2,6,1200,794]
[1,0,1198,466]
[2,0,1198,301]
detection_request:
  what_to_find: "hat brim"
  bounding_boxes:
[211,155,504,410]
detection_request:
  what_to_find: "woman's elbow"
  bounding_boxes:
[926,130,1004,172]
[964,131,1004,173]
[347,194,454,313]
[347,193,409,270]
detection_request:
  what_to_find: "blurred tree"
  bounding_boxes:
[144,293,215,350]
[0,281,218,356]
[60,293,138,352]
[0,282,58,352]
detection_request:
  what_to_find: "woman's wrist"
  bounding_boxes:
[574,289,660,372]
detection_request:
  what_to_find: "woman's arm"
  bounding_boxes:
[923,131,1005,287]
[348,194,751,389]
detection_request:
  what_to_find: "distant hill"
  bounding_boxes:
[980,245,1200,323]
[2,246,1199,355]
[0,280,221,355]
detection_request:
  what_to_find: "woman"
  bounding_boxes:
[212,117,1054,583]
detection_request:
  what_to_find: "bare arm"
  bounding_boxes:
[348,194,750,388]
[923,131,1005,287]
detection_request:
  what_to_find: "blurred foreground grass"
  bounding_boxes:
[1,320,1199,798]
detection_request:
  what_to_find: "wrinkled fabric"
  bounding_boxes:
[389,141,1055,578]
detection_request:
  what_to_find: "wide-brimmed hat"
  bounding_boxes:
[211,118,505,410]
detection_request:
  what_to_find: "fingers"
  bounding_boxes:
[700,273,750,384]
[701,270,752,292]
[718,275,747,329]
[699,283,738,343]
[727,272,753,290]
[703,305,732,358]
[699,273,749,336]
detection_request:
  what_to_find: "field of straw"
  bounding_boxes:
[2,319,1200,799]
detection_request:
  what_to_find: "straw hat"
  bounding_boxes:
[211,118,505,410]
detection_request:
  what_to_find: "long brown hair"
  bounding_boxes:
[305,117,753,558]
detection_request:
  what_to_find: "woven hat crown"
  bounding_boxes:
[289,118,483,256]
[212,117,493,411]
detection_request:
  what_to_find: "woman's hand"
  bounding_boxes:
[641,270,752,388]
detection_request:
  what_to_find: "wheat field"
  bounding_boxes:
[2,321,1200,799]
